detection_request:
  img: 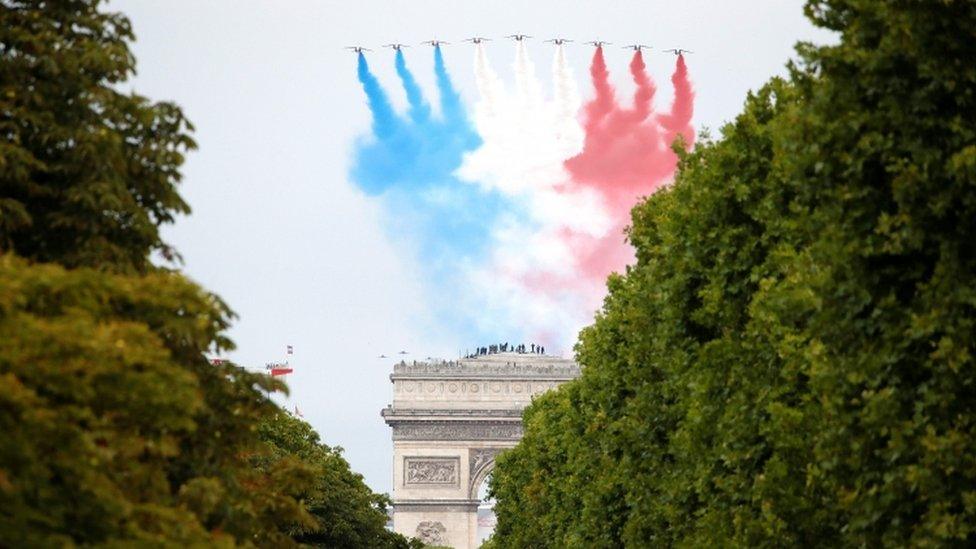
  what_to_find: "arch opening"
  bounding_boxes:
[476,470,496,546]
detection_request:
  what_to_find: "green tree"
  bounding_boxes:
[489,0,976,546]
[0,1,408,546]
[256,411,418,548]
[0,255,317,546]
[1,0,193,272]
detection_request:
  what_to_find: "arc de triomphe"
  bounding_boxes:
[382,351,580,548]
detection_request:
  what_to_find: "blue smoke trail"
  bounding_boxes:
[350,47,509,342]
[394,50,430,123]
[434,46,465,125]
[356,53,397,139]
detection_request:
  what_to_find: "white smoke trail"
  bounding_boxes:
[513,41,543,109]
[552,45,583,153]
[458,43,603,348]
[474,43,502,118]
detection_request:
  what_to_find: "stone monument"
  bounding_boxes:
[382,351,580,548]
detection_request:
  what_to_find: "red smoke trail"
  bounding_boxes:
[559,49,695,296]
[657,54,695,150]
[582,47,615,130]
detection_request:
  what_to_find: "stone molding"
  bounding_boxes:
[390,421,523,441]
[382,406,523,419]
[394,499,481,513]
[391,357,580,380]
[393,379,563,397]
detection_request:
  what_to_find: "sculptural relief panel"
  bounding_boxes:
[404,457,460,487]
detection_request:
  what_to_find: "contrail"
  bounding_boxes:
[513,40,542,107]
[356,53,397,139]
[551,44,583,153]
[473,43,502,117]
[434,45,466,127]
[583,47,615,128]
[657,54,696,148]
[559,45,695,312]
[350,44,505,344]
[552,44,580,122]
[627,50,656,123]
[394,49,430,123]
[350,34,697,350]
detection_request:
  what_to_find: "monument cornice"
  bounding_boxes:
[390,357,580,381]
[387,419,524,441]
[393,499,481,513]
[381,406,524,420]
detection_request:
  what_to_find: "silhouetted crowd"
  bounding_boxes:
[466,342,545,358]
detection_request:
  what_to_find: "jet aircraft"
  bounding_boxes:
[545,38,572,45]
[664,48,693,55]
[586,40,611,47]
[345,46,371,53]
[421,39,448,47]
[506,34,531,41]
[383,43,409,51]
[623,44,651,51]
[464,37,491,44]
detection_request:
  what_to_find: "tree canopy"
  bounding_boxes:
[0,1,413,546]
[257,412,418,548]
[488,0,976,546]
[1,0,193,272]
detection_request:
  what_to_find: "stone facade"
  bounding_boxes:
[383,352,580,548]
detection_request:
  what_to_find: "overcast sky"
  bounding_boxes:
[113,0,834,494]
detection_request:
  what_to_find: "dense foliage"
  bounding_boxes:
[256,412,418,548]
[1,0,192,272]
[488,0,976,546]
[0,1,410,546]
[0,256,313,546]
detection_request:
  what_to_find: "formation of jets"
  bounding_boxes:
[347,37,692,55]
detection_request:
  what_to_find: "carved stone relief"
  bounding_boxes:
[415,521,447,545]
[404,457,459,486]
[470,448,501,475]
